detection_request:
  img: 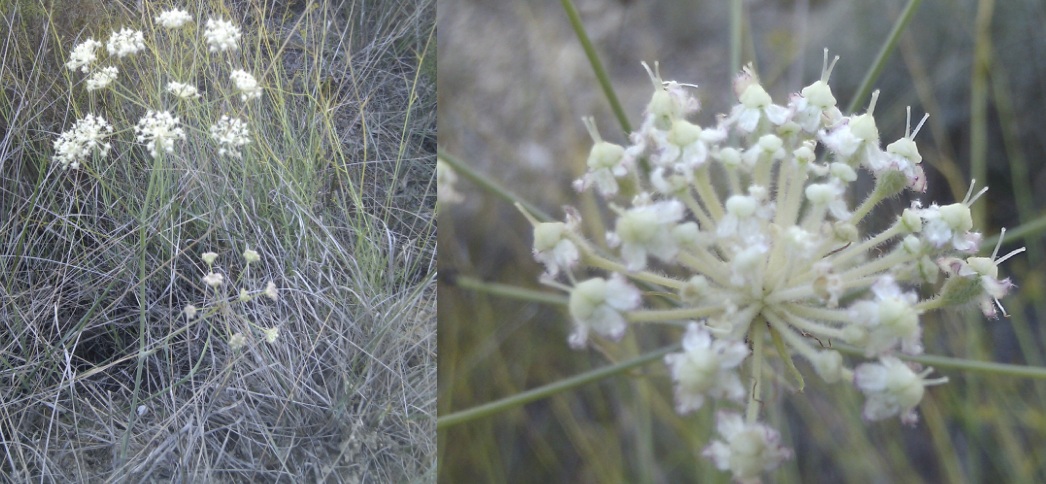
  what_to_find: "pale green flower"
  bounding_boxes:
[201,251,219,266]
[264,281,278,301]
[263,327,279,344]
[202,272,224,288]
[229,333,246,351]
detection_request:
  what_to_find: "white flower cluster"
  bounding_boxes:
[209,115,251,157]
[85,66,118,91]
[204,18,242,52]
[55,13,257,166]
[155,9,192,29]
[52,114,113,169]
[192,249,281,348]
[529,51,1025,482]
[702,412,793,482]
[106,28,145,58]
[135,110,185,158]
[65,38,102,73]
[230,69,262,101]
[166,81,200,99]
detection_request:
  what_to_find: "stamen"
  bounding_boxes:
[582,116,602,143]
[866,90,880,114]
[990,228,1006,259]
[641,61,663,90]
[911,113,929,139]
[821,49,840,83]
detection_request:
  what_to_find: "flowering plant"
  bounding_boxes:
[519,51,1024,482]
[53,10,261,169]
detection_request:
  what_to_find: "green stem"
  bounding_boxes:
[437,344,679,429]
[437,148,552,222]
[730,0,743,77]
[832,342,1046,379]
[846,0,924,114]
[969,0,995,229]
[448,275,568,305]
[560,0,631,136]
[980,212,1046,250]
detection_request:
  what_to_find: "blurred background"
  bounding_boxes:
[438,0,1046,481]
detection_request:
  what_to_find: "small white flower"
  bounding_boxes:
[702,411,793,482]
[229,333,246,351]
[106,28,145,58]
[533,222,579,279]
[135,110,186,158]
[65,38,102,73]
[573,117,629,196]
[717,187,773,242]
[243,247,261,263]
[610,199,684,270]
[726,66,791,133]
[567,274,641,349]
[848,276,923,356]
[201,251,219,265]
[652,119,724,176]
[938,232,1025,318]
[789,49,843,133]
[664,323,748,414]
[854,356,947,426]
[637,61,700,133]
[202,272,224,288]
[264,281,278,301]
[230,69,262,101]
[155,9,192,29]
[201,271,224,288]
[166,81,200,99]
[239,288,250,302]
[53,114,114,169]
[183,304,198,319]
[915,183,987,252]
[805,181,851,221]
[878,108,928,191]
[819,91,884,168]
[204,18,242,52]
[85,66,118,91]
[263,327,280,344]
[209,115,251,157]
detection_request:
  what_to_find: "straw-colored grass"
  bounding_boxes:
[1,0,435,481]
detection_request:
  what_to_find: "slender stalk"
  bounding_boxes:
[832,342,1046,379]
[730,0,743,77]
[560,0,631,136]
[846,0,924,114]
[437,147,552,223]
[969,0,995,228]
[437,344,679,429]
[449,275,568,305]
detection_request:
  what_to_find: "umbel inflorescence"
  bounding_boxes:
[53,9,260,170]
[523,51,1024,482]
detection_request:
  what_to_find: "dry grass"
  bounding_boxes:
[0,0,435,482]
